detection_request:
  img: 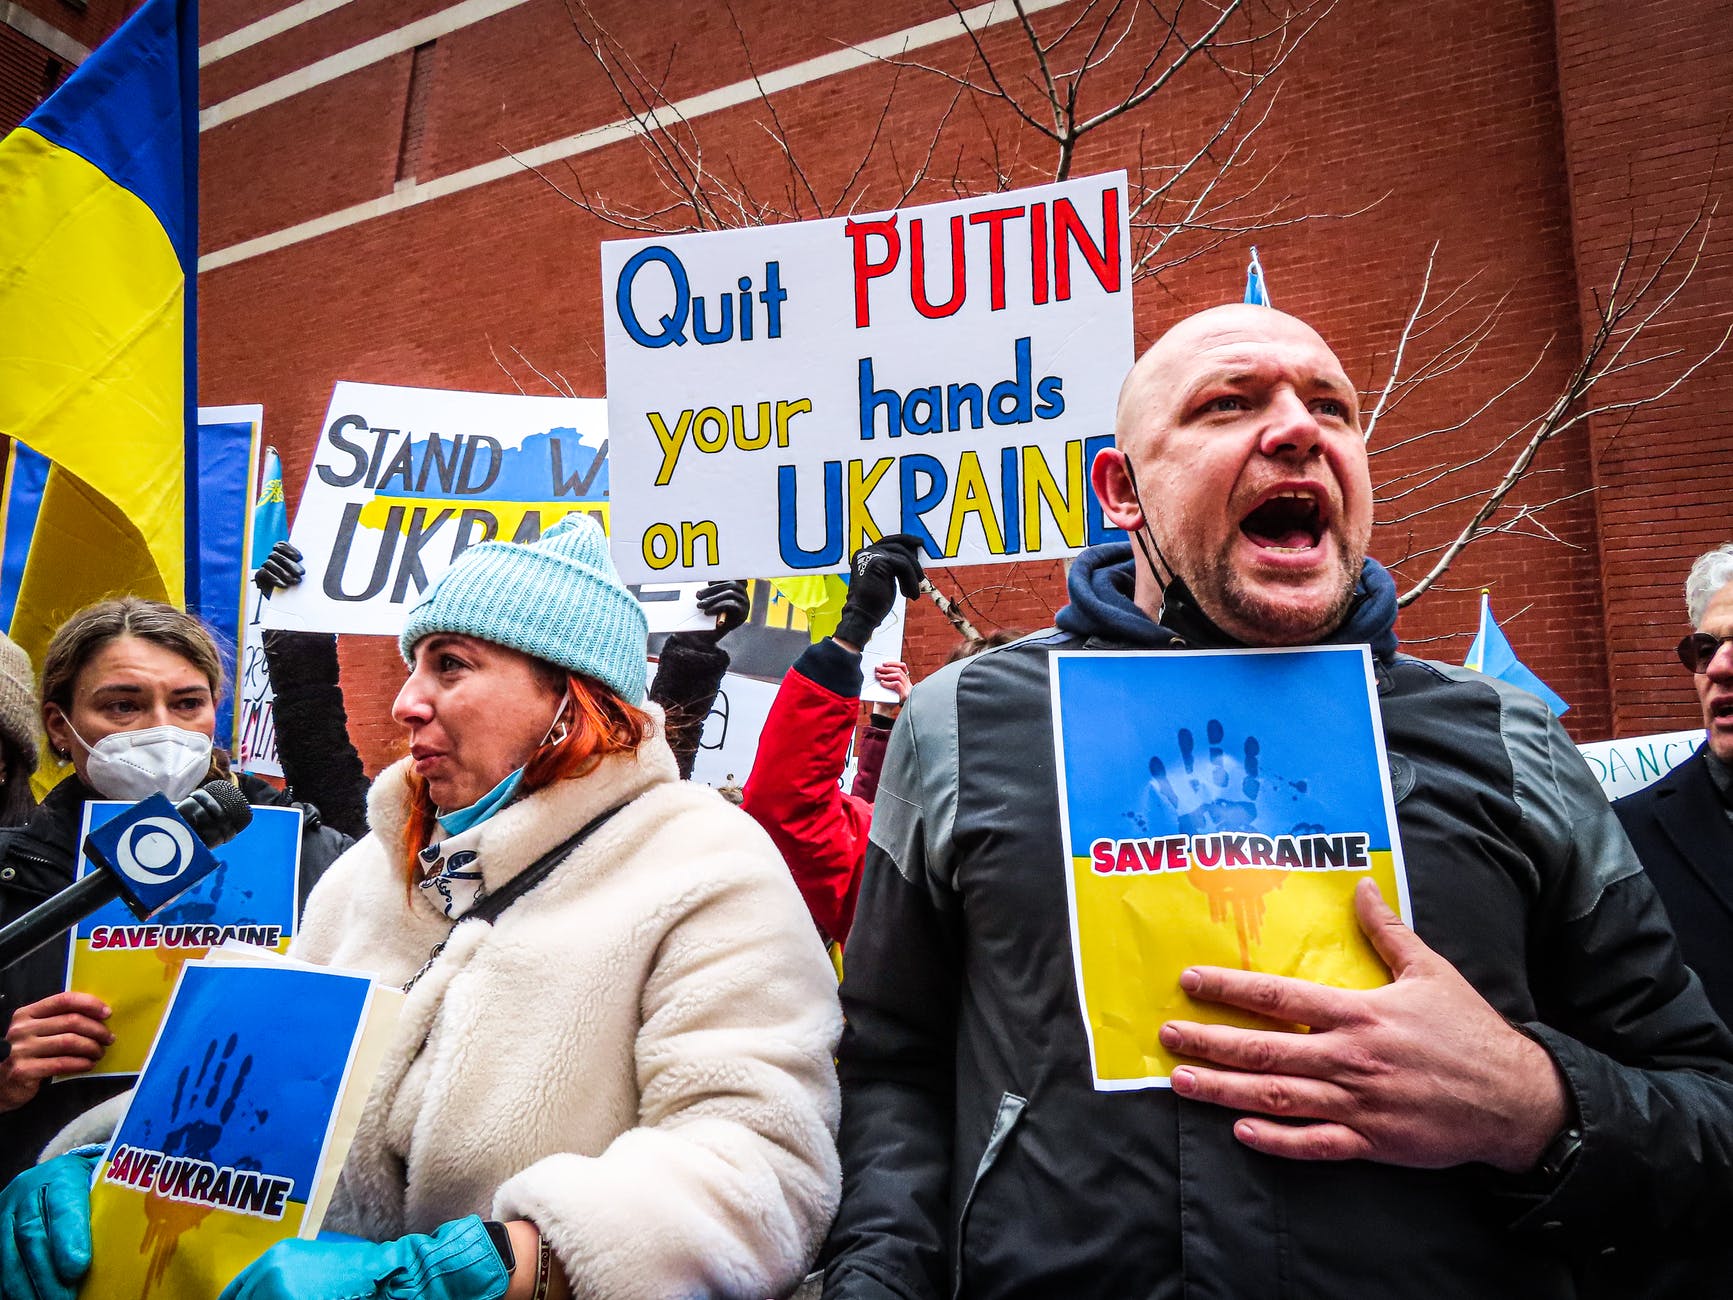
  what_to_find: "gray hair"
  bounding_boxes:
[1686,544,1733,627]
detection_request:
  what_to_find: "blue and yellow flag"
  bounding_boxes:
[0,0,198,681]
[250,448,288,563]
[1464,591,1569,716]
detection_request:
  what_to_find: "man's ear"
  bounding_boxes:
[1091,447,1143,532]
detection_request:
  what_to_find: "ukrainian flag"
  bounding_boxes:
[1464,590,1570,716]
[0,0,198,694]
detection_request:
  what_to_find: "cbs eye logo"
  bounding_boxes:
[112,816,198,887]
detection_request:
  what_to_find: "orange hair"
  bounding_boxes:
[400,670,650,894]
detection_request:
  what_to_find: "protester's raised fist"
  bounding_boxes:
[695,579,750,640]
[251,540,305,596]
[836,535,925,649]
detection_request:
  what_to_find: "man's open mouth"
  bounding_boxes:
[1241,490,1327,552]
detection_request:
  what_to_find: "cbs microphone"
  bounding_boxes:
[0,780,253,971]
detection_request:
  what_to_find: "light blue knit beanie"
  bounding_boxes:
[399,513,648,705]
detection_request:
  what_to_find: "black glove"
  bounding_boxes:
[694,579,749,641]
[835,534,924,649]
[252,540,305,596]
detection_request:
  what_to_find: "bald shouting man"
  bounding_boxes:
[821,306,1733,1299]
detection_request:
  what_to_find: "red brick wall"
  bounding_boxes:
[1553,0,1733,739]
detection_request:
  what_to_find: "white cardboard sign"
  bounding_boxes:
[600,173,1136,584]
[262,383,629,637]
[1576,728,1705,802]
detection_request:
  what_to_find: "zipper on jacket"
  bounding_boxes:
[952,1091,1027,1300]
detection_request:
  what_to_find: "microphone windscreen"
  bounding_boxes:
[196,779,254,846]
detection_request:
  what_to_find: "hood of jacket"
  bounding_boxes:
[1055,541,1400,662]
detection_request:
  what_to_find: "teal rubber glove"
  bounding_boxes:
[218,1214,510,1300]
[0,1146,100,1300]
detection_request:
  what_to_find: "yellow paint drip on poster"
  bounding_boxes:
[85,1172,304,1299]
[1071,850,1401,1083]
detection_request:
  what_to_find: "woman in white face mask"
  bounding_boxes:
[0,598,353,1186]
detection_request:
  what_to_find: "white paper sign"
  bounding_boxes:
[262,383,615,636]
[601,173,1136,584]
[1577,728,1705,801]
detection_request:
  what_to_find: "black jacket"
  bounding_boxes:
[822,546,1733,1299]
[1614,747,1733,1025]
[0,771,350,1183]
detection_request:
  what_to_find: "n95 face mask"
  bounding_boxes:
[70,723,213,803]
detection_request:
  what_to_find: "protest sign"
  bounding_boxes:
[600,173,1135,584]
[1577,727,1705,801]
[235,444,286,776]
[1049,647,1410,1090]
[65,802,302,1077]
[83,955,399,1298]
[661,577,907,789]
[261,383,615,636]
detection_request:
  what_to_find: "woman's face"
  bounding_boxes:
[394,634,564,812]
[44,635,216,787]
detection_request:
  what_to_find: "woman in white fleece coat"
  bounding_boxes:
[231,515,843,1300]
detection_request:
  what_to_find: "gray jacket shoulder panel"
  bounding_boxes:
[1405,657,1640,923]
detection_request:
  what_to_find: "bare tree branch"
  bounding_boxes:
[1377,197,1726,607]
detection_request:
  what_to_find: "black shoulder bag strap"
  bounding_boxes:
[401,799,631,993]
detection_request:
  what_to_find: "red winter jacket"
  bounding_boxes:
[742,639,892,945]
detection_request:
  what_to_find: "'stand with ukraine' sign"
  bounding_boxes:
[84,961,380,1297]
[1048,646,1411,1090]
[260,383,611,636]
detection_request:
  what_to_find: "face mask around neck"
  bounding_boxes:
[434,688,573,837]
[68,722,213,803]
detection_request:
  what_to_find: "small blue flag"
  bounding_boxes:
[1244,247,1271,307]
[1464,592,1569,716]
[251,446,289,563]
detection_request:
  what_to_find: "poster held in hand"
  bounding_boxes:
[82,952,402,1298]
[64,802,303,1077]
[1048,647,1411,1090]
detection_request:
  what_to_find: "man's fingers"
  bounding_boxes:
[1170,1064,1352,1120]
[1160,1021,1336,1079]
[1353,877,1431,977]
[1180,966,1357,1029]
[1230,1117,1375,1163]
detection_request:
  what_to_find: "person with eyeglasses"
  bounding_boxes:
[1599,542,1733,1296]
[1614,543,1733,1025]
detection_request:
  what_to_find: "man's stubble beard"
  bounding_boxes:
[1188,532,1366,646]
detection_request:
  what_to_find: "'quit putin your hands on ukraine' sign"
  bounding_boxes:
[600,173,1136,584]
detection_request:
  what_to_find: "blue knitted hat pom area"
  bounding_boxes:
[399,513,649,705]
